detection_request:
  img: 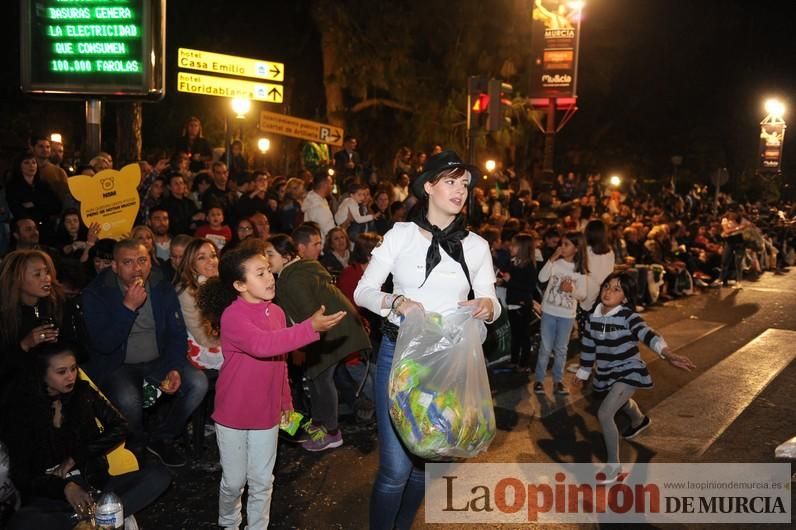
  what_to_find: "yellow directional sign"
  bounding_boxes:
[259,110,344,147]
[177,72,283,103]
[178,48,284,82]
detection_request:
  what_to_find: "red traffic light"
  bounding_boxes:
[472,93,490,113]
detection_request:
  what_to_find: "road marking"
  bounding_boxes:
[638,328,796,458]
[495,319,725,419]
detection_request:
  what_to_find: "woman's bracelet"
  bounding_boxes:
[389,295,407,317]
[390,295,405,310]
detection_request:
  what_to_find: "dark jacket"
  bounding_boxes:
[276,259,371,378]
[81,267,188,383]
[5,176,61,223]
[0,379,128,501]
[161,194,199,236]
[505,261,538,306]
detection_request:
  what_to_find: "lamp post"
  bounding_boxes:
[227,98,251,168]
[609,175,621,188]
[758,98,787,178]
[257,137,271,171]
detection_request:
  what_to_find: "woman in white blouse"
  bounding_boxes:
[354,150,500,530]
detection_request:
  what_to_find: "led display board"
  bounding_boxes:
[21,0,165,98]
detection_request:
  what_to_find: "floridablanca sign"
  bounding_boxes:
[21,0,165,98]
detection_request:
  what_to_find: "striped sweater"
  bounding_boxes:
[575,303,668,391]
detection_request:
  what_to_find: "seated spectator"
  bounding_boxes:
[272,226,371,451]
[335,181,378,239]
[189,172,213,211]
[371,190,393,235]
[0,342,171,530]
[162,173,203,237]
[85,238,116,281]
[52,210,100,264]
[195,206,232,252]
[5,150,61,228]
[174,239,222,371]
[222,218,256,255]
[161,234,194,282]
[137,177,166,226]
[237,171,277,222]
[320,227,351,281]
[148,206,172,262]
[277,177,305,235]
[249,212,271,241]
[131,225,165,268]
[81,240,208,466]
[0,249,86,381]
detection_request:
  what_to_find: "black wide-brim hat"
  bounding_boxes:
[411,150,482,198]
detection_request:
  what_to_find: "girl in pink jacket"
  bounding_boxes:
[199,246,345,530]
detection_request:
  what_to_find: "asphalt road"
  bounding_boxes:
[137,271,796,529]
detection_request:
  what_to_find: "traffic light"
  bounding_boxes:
[468,76,488,131]
[487,79,513,131]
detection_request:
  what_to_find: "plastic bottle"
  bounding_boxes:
[94,491,124,529]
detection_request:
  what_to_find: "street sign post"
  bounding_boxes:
[178,48,284,82]
[177,72,283,103]
[259,110,343,146]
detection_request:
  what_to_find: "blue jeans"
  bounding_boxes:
[101,361,208,450]
[370,337,425,530]
[535,313,574,383]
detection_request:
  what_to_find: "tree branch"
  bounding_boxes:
[350,98,414,113]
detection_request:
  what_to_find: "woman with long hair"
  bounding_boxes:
[174,238,223,371]
[1,342,171,530]
[354,150,501,530]
[0,250,81,381]
[130,225,163,267]
[276,177,305,234]
[320,227,351,280]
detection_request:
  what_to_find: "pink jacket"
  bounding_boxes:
[213,297,318,429]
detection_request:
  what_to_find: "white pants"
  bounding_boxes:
[215,423,279,530]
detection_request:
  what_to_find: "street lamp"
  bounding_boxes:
[485,159,496,172]
[50,133,62,144]
[257,137,271,154]
[764,98,786,119]
[609,175,621,187]
[231,98,251,119]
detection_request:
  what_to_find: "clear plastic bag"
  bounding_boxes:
[388,307,496,460]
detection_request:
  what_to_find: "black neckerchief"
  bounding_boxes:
[411,207,472,290]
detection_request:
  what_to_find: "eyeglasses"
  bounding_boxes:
[239,226,254,232]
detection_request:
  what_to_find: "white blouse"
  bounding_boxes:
[354,222,501,325]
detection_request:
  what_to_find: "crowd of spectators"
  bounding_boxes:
[1,120,794,527]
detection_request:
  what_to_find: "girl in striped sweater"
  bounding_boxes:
[572,272,695,479]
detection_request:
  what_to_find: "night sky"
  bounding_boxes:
[2,0,794,190]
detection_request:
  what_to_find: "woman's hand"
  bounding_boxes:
[64,482,93,516]
[551,247,563,261]
[310,305,347,332]
[559,278,574,293]
[86,223,101,246]
[20,324,59,351]
[396,298,424,316]
[52,457,76,478]
[458,297,495,321]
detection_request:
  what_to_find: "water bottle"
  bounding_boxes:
[94,491,124,529]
